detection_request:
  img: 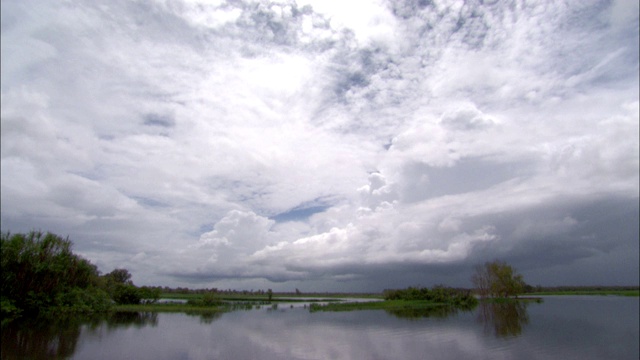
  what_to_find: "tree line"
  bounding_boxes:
[1,231,159,322]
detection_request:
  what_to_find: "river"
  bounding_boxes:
[2,296,638,359]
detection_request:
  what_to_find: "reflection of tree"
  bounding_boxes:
[105,311,158,329]
[477,301,529,337]
[1,316,84,359]
[185,311,223,324]
[385,303,477,320]
[1,312,159,359]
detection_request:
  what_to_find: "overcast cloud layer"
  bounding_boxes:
[2,0,638,291]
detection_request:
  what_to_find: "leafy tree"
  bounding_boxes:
[104,268,133,285]
[112,284,141,305]
[138,286,161,304]
[0,231,110,318]
[472,260,526,298]
[100,268,151,305]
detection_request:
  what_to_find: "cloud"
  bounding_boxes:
[1,0,637,289]
[197,210,275,252]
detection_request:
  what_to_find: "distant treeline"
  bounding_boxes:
[155,285,640,296]
[157,287,380,297]
[158,287,276,295]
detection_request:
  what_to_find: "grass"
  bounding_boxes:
[309,299,481,320]
[310,300,455,312]
[113,294,351,313]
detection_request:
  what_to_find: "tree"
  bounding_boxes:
[104,268,133,285]
[471,264,491,298]
[138,286,161,304]
[100,268,145,305]
[472,260,526,298]
[112,284,141,305]
[1,231,109,318]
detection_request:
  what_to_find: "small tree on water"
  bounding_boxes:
[472,260,526,298]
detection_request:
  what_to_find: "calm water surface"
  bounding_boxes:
[2,296,638,360]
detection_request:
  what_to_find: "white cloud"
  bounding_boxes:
[1,0,637,289]
[298,0,400,47]
[198,210,275,251]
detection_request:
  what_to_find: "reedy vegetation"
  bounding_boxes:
[310,286,478,313]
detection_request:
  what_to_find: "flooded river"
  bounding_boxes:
[2,296,638,359]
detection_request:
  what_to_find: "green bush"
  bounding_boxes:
[53,287,113,313]
[1,297,22,323]
[1,231,102,317]
[113,284,142,305]
[138,286,161,304]
[187,293,224,307]
[383,286,477,307]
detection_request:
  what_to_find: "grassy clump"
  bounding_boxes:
[310,300,444,312]
[186,293,225,307]
[309,300,477,320]
[383,286,478,307]
[311,286,478,314]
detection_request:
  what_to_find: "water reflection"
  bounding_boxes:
[1,316,83,359]
[1,312,158,359]
[2,297,636,360]
[104,311,159,328]
[476,301,530,337]
[184,310,223,324]
[385,304,476,320]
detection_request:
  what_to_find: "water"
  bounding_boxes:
[2,296,638,360]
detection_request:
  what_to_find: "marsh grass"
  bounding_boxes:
[309,300,451,312]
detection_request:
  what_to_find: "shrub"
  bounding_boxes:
[1,231,102,317]
[187,293,224,307]
[113,284,142,305]
[383,286,477,307]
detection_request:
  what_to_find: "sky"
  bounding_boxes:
[1,0,638,292]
